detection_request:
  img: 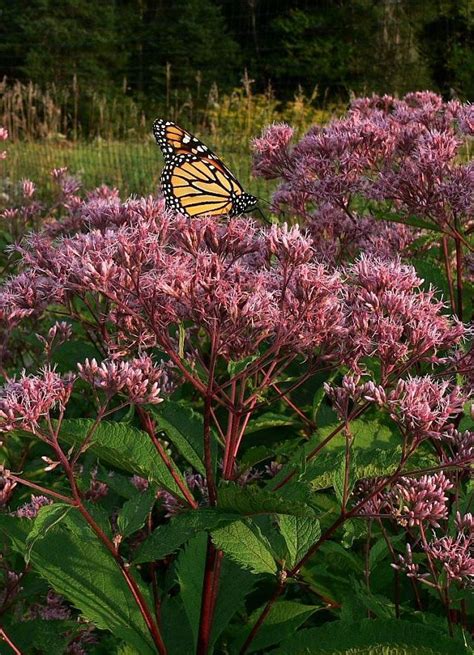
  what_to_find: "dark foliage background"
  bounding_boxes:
[0,0,473,102]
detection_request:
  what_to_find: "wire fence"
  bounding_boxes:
[3,139,274,201]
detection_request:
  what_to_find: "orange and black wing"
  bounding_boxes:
[153,119,257,218]
[161,156,243,217]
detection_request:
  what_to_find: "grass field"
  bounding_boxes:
[3,139,275,202]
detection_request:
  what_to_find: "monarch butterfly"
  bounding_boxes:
[153,119,259,219]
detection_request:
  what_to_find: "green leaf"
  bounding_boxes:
[25,503,72,564]
[369,534,405,571]
[210,558,256,649]
[4,619,74,655]
[245,412,300,434]
[160,595,195,655]
[59,419,187,500]
[277,515,321,568]
[332,450,355,509]
[239,445,274,469]
[133,509,234,564]
[233,600,318,653]
[211,519,277,575]
[0,513,156,654]
[151,400,208,475]
[218,482,316,518]
[275,618,468,654]
[117,487,157,538]
[176,532,208,650]
[227,354,259,377]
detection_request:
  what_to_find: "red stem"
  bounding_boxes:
[239,581,285,654]
[241,452,411,654]
[136,406,198,509]
[0,628,23,655]
[454,229,463,321]
[7,473,75,505]
[49,430,167,655]
[197,538,222,655]
[441,236,456,315]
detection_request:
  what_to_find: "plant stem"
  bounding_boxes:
[49,432,167,655]
[0,627,23,655]
[239,580,285,655]
[137,406,198,509]
[7,473,75,505]
[441,236,456,315]
[197,537,222,655]
[454,227,464,320]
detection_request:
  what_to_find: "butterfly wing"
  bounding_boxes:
[161,156,239,217]
[153,119,256,218]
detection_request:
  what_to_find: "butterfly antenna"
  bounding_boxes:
[254,205,272,225]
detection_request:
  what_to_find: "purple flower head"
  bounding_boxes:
[387,376,465,441]
[392,543,430,581]
[252,122,294,179]
[131,475,149,493]
[21,179,36,199]
[158,471,208,517]
[27,590,71,620]
[15,495,52,519]
[389,472,453,528]
[427,515,474,583]
[77,355,171,404]
[340,256,465,373]
[0,367,74,433]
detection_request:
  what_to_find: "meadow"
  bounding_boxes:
[0,89,473,655]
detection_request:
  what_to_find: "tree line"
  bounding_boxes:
[0,0,473,103]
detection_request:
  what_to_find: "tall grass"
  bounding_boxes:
[2,141,276,199]
[1,75,338,198]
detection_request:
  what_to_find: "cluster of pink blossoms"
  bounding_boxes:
[252,91,474,263]
[0,197,465,375]
[77,355,172,405]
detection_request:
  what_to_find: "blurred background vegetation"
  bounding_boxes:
[0,0,473,194]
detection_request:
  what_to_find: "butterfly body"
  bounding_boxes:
[153,119,258,218]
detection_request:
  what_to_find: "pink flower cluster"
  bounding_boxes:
[387,376,465,441]
[389,472,453,528]
[395,512,474,585]
[0,125,7,159]
[252,91,474,261]
[77,355,171,405]
[15,494,52,518]
[0,197,464,377]
[0,367,74,433]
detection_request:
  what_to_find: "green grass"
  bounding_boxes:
[3,139,275,203]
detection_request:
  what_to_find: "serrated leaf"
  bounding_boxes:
[233,600,318,653]
[218,482,316,518]
[277,515,321,568]
[59,419,188,500]
[211,519,277,575]
[151,400,209,474]
[274,618,468,654]
[245,412,300,434]
[25,503,72,564]
[0,513,156,654]
[117,487,157,538]
[133,509,234,564]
